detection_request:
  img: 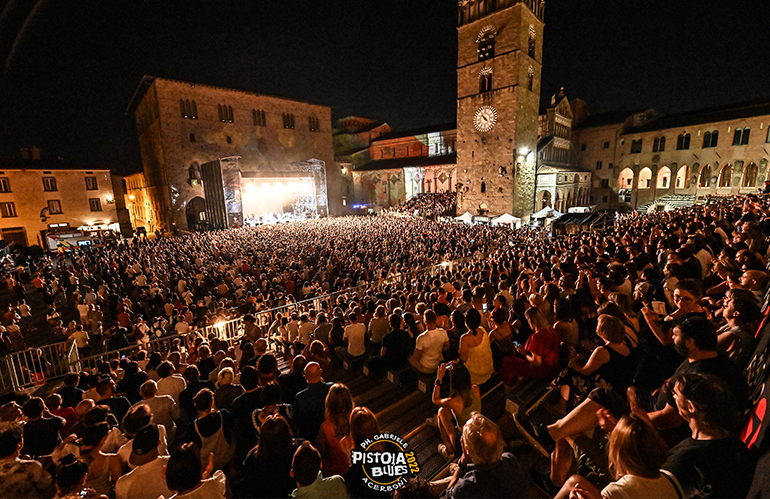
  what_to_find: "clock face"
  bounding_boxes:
[474,106,497,132]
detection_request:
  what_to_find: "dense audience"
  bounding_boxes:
[0,193,769,498]
[387,192,457,219]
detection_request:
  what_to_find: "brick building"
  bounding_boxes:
[126,76,340,230]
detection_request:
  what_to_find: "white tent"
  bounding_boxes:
[531,207,564,219]
[455,211,474,223]
[491,213,521,228]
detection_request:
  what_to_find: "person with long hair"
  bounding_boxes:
[488,307,514,369]
[459,308,494,386]
[428,361,481,461]
[315,383,353,478]
[553,414,682,499]
[233,414,298,499]
[76,423,122,497]
[342,407,389,499]
[500,307,560,387]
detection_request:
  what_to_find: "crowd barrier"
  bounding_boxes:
[0,252,482,394]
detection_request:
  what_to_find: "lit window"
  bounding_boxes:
[42,177,57,191]
[89,198,102,212]
[477,27,495,61]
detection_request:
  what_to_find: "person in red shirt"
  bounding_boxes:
[45,393,78,436]
[500,308,560,387]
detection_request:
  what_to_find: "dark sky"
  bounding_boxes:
[0,0,768,175]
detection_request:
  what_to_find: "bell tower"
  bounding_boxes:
[456,0,544,218]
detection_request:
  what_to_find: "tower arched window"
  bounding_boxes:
[527,66,534,91]
[479,67,492,93]
[477,26,496,61]
[218,104,224,122]
[528,25,536,58]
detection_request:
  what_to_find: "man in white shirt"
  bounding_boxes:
[155,362,186,406]
[135,380,179,441]
[409,310,449,374]
[115,424,173,499]
[335,313,367,361]
[295,314,316,354]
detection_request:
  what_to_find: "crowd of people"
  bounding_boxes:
[0,193,769,498]
[387,192,457,219]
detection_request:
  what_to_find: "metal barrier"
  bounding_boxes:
[0,251,486,394]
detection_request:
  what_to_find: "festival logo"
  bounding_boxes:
[350,433,420,493]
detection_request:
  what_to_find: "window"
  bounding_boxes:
[89,198,102,212]
[179,99,197,119]
[596,161,602,170]
[0,202,16,217]
[481,181,486,193]
[282,113,295,129]
[703,130,719,148]
[218,104,234,123]
[47,200,62,214]
[601,179,610,188]
[190,133,196,142]
[767,127,770,143]
[253,109,266,126]
[717,164,733,187]
[477,27,495,61]
[630,139,642,153]
[733,127,750,145]
[0,178,10,193]
[85,176,98,190]
[527,66,534,91]
[226,135,232,144]
[528,25,536,58]
[602,195,609,203]
[580,144,586,151]
[675,133,690,150]
[42,177,57,191]
[603,141,610,149]
[653,136,666,152]
[309,116,320,132]
[479,68,492,93]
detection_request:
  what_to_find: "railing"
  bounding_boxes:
[0,251,487,394]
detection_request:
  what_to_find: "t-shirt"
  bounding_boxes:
[0,457,53,499]
[415,328,449,371]
[657,352,747,411]
[343,323,367,357]
[168,469,227,499]
[382,329,411,367]
[21,416,64,457]
[601,471,682,499]
[115,456,172,499]
[663,436,755,499]
[447,453,527,499]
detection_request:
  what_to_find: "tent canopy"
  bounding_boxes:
[455,211,474,223]
[491,213,521,224]
[531,207,563,219]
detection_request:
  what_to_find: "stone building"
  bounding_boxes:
[574,99,770,212]
[0,157,128,247]
[455,0,545,218]
[126,76,340,230]
[535,90,592,212]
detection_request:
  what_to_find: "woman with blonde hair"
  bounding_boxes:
[315,383,353,477]
[554,414,682,499]
[500,307,560,387]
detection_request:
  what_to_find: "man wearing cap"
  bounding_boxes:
[115,424,173,499]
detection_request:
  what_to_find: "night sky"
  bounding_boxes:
[0,1,768,175]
